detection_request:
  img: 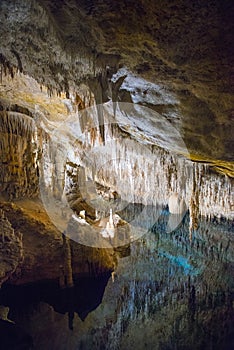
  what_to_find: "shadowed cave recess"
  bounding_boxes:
[0,0,233,349]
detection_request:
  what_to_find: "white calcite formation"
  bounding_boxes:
[1,83,232,244]
[36,101,233,243]
[1,97,233,246]
[168,193,187,215]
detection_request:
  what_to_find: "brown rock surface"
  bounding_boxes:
[0,200,115,285]
[0,0,233,167]
[0,0,233,286]
[0,209,23,286]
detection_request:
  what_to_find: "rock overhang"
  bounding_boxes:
[0,0,233,175]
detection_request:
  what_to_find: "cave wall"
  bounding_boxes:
[0,110,39,199]
[0,201,115,286]
[0,209,23,287]
[0,0,233,289]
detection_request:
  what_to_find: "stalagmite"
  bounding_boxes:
[168,193,187,215]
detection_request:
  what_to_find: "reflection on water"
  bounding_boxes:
[0,275,111,324]
[0,211,233,350]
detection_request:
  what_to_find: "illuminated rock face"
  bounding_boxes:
[0,111,39,199]
[0,3,233,348]
[0,0,233,286]
[38,104,233,225]
[0,0,233,167]
[1,90,232,228]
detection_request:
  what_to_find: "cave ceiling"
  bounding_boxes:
[0,0,233,174]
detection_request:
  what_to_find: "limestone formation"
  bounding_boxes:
[0,209,23,286]
[0,2,233,349]
[0,0,233,287]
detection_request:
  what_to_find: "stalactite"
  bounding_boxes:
[66,123,233,220]
[62,234,74,288]
[189,164,200,238]
[0,111,35,137]
[38,101,233,239]
[0,54,15,80]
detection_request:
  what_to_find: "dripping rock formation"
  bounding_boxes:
[0,0,233,280]
[0,1,233,349]
[0,0,233,281]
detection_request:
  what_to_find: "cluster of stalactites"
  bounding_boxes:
[0,110,35,138]
[59,116,233,222]
[0,110,39,199]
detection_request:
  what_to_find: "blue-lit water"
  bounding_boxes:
[158,251,200,275]
[0,211,233,350]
